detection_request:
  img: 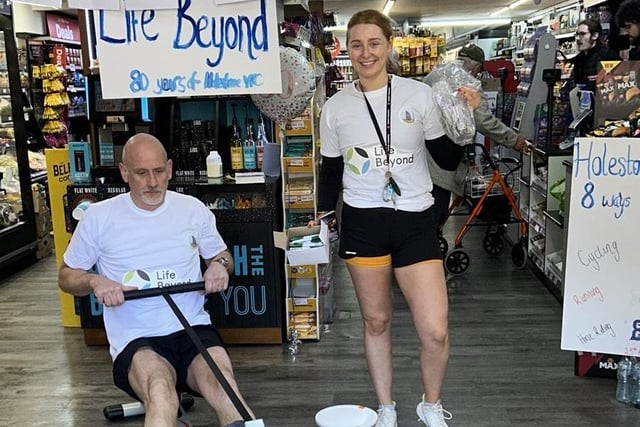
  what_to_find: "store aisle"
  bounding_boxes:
[1,219,639,426]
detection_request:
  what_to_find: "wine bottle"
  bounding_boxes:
[243,114,257,171]
[229,104,244,172]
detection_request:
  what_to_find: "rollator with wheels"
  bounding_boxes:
[442,143,528,276]
[102,282,266,427]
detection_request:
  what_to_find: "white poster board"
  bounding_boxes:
[561,137,640,357]
[94,0,281,99]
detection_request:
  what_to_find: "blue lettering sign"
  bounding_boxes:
[173,0,269,68]
[98,9,158,44]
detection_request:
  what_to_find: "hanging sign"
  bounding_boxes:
[94,0,281,99]
[46,13,81,43]
[561,137,640,357]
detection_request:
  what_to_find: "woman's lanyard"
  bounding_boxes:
[361,75,401,208]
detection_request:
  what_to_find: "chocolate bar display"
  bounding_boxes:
[594,60,640,127]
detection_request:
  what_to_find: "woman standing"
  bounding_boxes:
[317,9,476,427]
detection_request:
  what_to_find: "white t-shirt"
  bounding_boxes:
[63,191,227,360]
[320,75,445,212]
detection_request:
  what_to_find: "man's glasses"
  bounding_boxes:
[575,31,590,37]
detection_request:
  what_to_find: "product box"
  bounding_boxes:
[283,157,313,173]
[99,142,115,166]
[274,220,330,266]
[574,351,620,378]
[594,60,640,127]
[31,183,47,213]
[281,109,312,136]
[288,264,317,278]
[287,297,317,312]
[68,141,92,183]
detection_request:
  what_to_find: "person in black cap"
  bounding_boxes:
[616,0,640,60]
[424,44,529,233]
[457,44,488,79]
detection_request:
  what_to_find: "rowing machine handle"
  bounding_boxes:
[123,281,205,301]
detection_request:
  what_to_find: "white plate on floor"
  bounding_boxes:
[315,404,378,427]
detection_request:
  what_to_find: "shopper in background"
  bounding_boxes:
[424,44,529,231]
[316,9,478,427]
[571,18,621,93]
[616,0,640,60]
[58,133,254,427]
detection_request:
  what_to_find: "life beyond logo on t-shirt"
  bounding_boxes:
[345,145,415,176]
[122,268,185,289]
[345,147,371,175]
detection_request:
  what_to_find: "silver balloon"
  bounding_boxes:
[251,46,316,126]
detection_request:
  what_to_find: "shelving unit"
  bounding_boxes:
[393,33,444,77]
[555,32,578,60]
[0,17,38,268]
[278,96,334,341]
[27,37,87,147]
[331,53,353,92]
[519,147,571,299]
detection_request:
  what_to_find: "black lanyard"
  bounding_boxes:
[361,75,400,200]
[361,75,392,166]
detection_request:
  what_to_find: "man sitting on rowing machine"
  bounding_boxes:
[59,133,255,427]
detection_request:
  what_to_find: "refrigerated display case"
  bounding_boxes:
[0,7,38,267]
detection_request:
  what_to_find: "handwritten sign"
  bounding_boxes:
[561,137,640,356]
[94,0,281,99]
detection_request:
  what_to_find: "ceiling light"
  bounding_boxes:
[509,0,529,9]
[490,0,530,17]
[382,0,395,16]
[490,7,510,17]
[420,18,511,28]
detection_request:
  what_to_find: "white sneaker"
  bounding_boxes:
[416,398,452,427]
[375,404,397,427]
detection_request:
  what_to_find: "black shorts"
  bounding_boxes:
[338,204,442,268]
[112,325,225,400]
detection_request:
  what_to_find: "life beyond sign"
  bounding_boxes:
[94,0,281,99]
[561,137,640,357]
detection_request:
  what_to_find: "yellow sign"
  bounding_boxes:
[600,61,622,75]
[45,148,79,327]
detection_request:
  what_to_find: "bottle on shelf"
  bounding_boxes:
[243,110,257,171]
[616,357,633,404]
[230,104,244,173]
[206,150,223,178]
[256,114,269,170]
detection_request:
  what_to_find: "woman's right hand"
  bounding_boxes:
[307,210,329,228]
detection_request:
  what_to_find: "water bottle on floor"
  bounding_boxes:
[630,358,640,406]
[616,357,633,403]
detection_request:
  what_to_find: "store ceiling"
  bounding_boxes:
[322,0,573,28]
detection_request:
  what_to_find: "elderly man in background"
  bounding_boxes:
[424,44,529,232]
